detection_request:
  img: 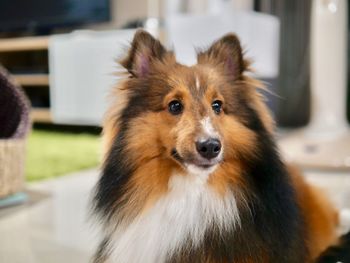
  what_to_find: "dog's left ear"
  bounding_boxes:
[121,30,167,77]
[197,33,245,80]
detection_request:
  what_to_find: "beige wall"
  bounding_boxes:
[112,0,149,27]
[85,0,149,30]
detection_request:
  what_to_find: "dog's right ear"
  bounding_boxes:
[197,33,245,80]
[121,30,167,78]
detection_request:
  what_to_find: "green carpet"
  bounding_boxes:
[26,130,100,181]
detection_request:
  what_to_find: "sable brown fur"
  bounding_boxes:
[93,30,346,263]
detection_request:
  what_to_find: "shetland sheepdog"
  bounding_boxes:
[93,30,350,263]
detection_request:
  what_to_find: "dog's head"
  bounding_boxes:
[104,30,273,179]
[95,31,306,263]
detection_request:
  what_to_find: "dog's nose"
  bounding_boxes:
[196,139,221,159]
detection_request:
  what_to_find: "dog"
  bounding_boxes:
[92,30,349,263]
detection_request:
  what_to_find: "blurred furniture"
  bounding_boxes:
[0,30,135,125]
[0,36,50,122]
[0,65,31,198]
[49,30,135,125]
[279,0,350,170]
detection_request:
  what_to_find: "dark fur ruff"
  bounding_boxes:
[93,30,308,263]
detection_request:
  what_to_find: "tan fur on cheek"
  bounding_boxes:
[125,121,159,163]
[220,115,257,160]
[124,112,170,164]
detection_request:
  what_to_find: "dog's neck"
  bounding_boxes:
[107,170,240,263]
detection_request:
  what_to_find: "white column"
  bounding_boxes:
[309,0,348,138]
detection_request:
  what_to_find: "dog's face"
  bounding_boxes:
[104,30,274,182]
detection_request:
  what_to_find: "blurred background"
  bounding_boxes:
[0,0,349,262]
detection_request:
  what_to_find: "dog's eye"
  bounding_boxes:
[168,100,183,115]
[212,100,222,114]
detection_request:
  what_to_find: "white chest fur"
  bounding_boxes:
[107,172,240,263]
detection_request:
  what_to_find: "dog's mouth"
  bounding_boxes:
[171,148,222,170]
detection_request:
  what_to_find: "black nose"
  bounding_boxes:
[196,139,221,159]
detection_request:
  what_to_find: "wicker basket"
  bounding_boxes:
[0,65,31,198]
[0,140,26,197]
